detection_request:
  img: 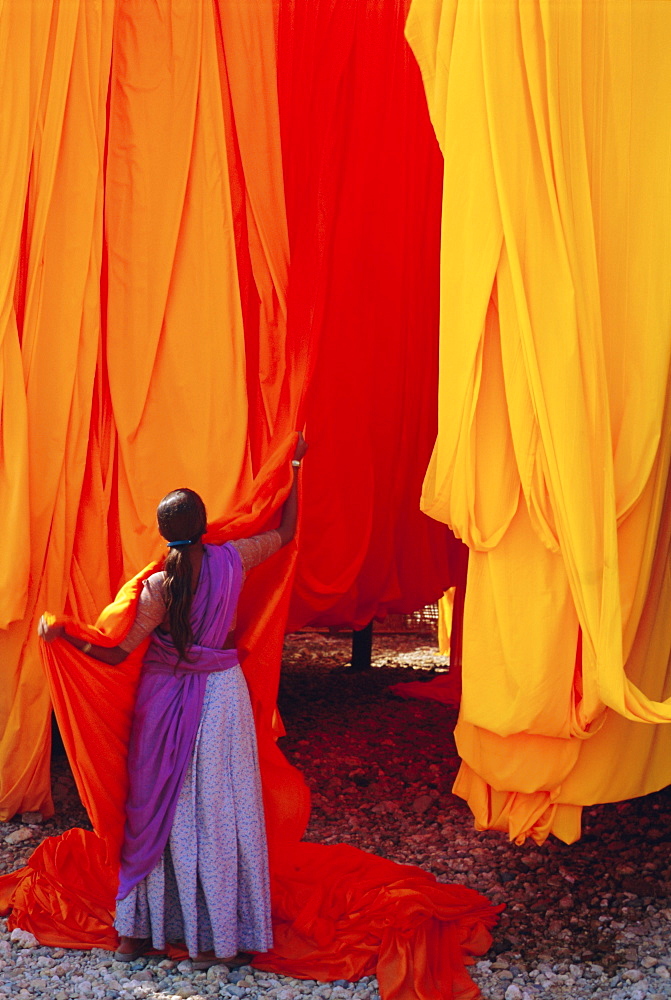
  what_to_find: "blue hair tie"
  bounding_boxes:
[166,539,193,548]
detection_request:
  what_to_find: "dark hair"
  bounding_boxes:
[157,488,207,661]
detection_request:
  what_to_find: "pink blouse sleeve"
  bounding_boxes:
[230,530,283,574]
[118,573,167,653]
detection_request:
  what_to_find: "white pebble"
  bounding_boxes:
[9,928,38,948]
[206,964,228,979]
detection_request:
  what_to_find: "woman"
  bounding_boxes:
[39,433,307,969]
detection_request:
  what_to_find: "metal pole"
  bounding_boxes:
[450,542,469,673]
[350,620,373,671]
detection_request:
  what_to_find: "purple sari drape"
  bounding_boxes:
[117,544,244,901]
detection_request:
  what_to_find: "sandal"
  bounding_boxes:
[113,936,154,962]
[191,951,253,971]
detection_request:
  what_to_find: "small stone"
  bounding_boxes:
[158,959,178,968]
[224,987,246,998]
[411,795,432,814]
[623,969,644,982]
[207,964,229,981]
[642,956,658,968]
[558,895,573,909]
[504,986,523,1000]
[177,960,193,972]
[655,966,671,978]
[28,980,47,990]
[9,928,39,948]
[4,828,33,846]
[132,969,154,981]
[569,964,582,978]
[20,812,43,825]
[496,970,513,980]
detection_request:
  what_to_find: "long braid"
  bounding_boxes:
[163,546,196,661]
[157,488,207,662]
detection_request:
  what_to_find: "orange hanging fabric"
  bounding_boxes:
[0,0,115,821]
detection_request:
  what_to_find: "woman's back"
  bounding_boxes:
[119,534,281,657]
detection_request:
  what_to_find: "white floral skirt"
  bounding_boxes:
[114,665,273,958]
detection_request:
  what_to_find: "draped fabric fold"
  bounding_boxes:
[406,0,671,843]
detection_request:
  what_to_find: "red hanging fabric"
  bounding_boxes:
[280,0,461,629]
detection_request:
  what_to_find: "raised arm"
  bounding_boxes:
[229,433,307,573]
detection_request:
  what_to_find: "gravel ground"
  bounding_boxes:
[1,631,670,1000]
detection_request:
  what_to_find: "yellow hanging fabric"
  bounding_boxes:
[407,0,671,843]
